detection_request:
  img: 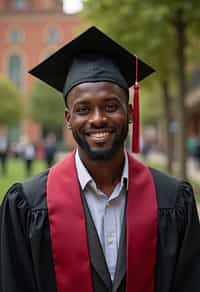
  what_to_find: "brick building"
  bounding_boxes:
[0,0,81,92]
[0,0,81,146]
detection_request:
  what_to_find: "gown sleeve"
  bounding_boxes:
[173,182,200,292]
[0,183,37,292]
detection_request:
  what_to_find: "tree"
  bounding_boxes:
[0,75,22,127]
[29,81,64,132]
[82,0,200,178]
[148,1,200,178]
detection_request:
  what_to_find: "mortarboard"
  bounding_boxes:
[29,26,155,152]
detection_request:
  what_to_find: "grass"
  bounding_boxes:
[0,158,47,202]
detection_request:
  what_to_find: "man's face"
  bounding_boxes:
[65,81,132,161]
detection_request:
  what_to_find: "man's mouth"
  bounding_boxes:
[85,129,114,143]
[89,132,110,142]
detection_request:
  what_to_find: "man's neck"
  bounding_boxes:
[78,148,125,196]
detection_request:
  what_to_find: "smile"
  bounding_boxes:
[87,131,113,143]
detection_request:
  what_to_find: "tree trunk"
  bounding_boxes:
[161,80,173,174]
[174,10,187,179]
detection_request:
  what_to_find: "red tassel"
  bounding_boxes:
[132,82,140,152]
[132,55,140,153]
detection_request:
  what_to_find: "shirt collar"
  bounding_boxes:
[75,149,129,191]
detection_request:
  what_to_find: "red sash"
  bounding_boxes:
[47,151,158,292]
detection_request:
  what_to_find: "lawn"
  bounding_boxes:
[0,158,47,202]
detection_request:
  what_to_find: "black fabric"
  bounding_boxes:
[1,168,200,292]
[63,53,129,97]
[81,191,113,290]
[29,26,155,97]
[150,168,200,292]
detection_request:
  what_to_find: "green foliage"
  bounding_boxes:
[140,89,163,125]
[29,81,65,131]
[0,75,22,126]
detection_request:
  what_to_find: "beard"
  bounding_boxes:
[71,121,129,161]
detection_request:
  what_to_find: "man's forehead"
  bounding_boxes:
[67,81,129,107]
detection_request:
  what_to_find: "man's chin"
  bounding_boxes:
[73,130,127,161]
[84,146,119,161]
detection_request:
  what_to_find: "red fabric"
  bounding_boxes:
[127,153,158,292]
[47,151,157,292]
[47,151,93,292]
[132,83,140,153]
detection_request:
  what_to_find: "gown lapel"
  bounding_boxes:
[81,191,112,290]
[47,152,93,292]
[113,212,126,292]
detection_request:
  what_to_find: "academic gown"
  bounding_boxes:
[0,155,200,292]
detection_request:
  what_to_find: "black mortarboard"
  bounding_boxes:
[29,26,155,152]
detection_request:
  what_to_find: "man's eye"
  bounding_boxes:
[105,103,118,112]
[76,106,89,114]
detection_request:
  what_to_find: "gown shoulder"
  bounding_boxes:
[150,167,198,212]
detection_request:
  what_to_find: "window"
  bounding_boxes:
[48,28,59,44]
[15,0,25,10]
[8,54,22,88]
[10,31,22,44]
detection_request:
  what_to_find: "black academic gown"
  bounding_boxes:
[0,168,200,292]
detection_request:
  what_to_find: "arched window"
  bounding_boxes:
[48,28,59,44]
[15,0,25,10]
[10,30,22,44]
[8,54,22,88]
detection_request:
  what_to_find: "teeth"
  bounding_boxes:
[90,132,109,139]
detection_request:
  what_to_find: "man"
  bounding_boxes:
[0,26,200,292]
[0,134,8,175]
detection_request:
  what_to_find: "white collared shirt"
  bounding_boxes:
[75,150,128,281]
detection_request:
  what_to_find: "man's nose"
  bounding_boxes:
[89,108,107,126]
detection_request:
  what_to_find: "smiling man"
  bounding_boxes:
[66,81,130,161]
[0,27,200,292]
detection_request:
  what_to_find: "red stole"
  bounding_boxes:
[47,151,158,292]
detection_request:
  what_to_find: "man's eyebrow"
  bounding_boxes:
[73,100,90,105]
[104,96,121,101]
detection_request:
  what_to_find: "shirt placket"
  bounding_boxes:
[103,200,117,281]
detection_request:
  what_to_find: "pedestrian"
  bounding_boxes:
[0,134,8,175]
[44,133,57,168]
[0,26,200,292]
[23,142,36,176]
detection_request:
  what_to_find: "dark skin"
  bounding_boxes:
[65,81,132,196]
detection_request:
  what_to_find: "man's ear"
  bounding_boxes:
[128,104,133,124]
[64,108,72,129]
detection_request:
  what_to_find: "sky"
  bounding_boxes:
[63,0,83,14]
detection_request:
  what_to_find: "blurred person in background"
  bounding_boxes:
[0,134,9,175]
[23,141,36,176]
[44,132,57,168]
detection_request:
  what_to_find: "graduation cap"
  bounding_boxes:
[29,26,155,152]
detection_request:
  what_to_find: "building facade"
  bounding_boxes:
[0,0,80,93]
[0,0,80,146]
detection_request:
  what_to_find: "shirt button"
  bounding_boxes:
[106,201,110,208]
[111,272,114,280]
[108,237,113,244]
